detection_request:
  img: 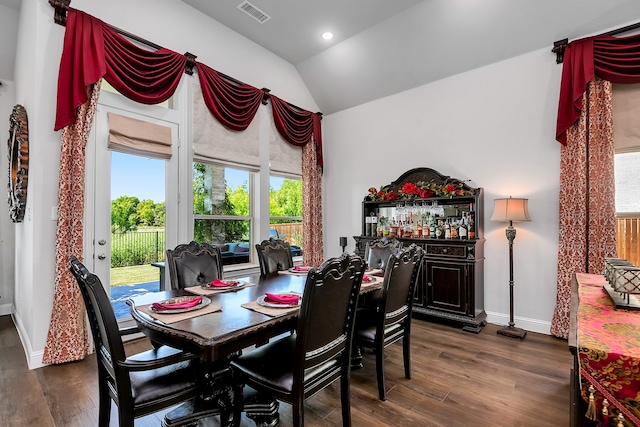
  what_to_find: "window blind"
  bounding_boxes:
[107,112,172,159]
[613,83,640,154]
[192,85,260,168]
[268,104,302,175]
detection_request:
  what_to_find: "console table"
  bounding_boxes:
[569,272,640,427]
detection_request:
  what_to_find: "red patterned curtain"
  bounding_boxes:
[43,82,102,364]
[302,139,324,266]
[551,78,617,339]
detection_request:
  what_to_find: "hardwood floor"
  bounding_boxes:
[0,315,572,426]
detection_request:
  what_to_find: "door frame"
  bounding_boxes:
[84,89,185,296]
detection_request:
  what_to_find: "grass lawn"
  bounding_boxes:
[110,264,160,287]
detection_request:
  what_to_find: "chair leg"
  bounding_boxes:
[97,380,111,427]
[340,368,352,427]
[293,397,304,427]
[375,345,386,401]
[403,334,411,379]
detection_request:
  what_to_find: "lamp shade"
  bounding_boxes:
[490,197,531,223]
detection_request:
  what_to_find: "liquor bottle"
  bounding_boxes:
[468,204,476,239]
[365,215,372,237]
[435,220,444,239]
[371,214,378,237]
[444,219,451,239]
[422,216,430,238]
[459,213,468,239]
[451,219,459,240]
[377,217,385,237]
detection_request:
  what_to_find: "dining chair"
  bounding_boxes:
[230,253,365,427]
[166,241,224,290]
[69,255,203,427]
[255,237,294,275]
[354,244,424,401]
[365,237,403,271]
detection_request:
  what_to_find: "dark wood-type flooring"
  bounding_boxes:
[0,315,572,426]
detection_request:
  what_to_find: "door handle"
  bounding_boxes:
[98,239,106,245]
[98,253,106,260]
[427,282,432,287]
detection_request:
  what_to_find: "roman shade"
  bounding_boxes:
[613,83,640,154]
[107,112,172,159]
[268,105,302,175]
[192,85,260,168]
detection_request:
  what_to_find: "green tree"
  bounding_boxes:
[192,163,250,243]
[154,202,166,226]
[270,179,302,222]
[111,196,140,233]
[137,199,157,226]
[228,183,249,215]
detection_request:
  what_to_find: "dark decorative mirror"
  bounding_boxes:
[8,104,29,222]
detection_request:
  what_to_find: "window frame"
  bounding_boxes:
[192,162,255,267]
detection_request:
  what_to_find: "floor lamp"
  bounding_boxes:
[491,196,531,339]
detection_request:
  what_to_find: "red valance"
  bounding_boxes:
[55,8,186,131]
[54,8,323,169]
[271,95,323,168]
[556,34,640,144]
[195,62,263,131]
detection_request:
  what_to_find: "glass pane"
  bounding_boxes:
[110,152,166,319]
[194,219,252,265]
[194,163,250,216]
[615,152,640,213]
[269,176,303,251]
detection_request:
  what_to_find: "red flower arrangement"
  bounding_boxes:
[367,180,472,201]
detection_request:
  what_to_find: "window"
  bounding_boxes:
[614,152,640,266]
[193,163,252,265]
[270,175,303,256]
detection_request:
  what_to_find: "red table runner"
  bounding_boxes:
[576,272,640,426]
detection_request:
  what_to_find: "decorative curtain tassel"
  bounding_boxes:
[586,385,598,421]
[616,413,625,427]
[597,399,610,427]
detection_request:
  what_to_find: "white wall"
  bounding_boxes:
[323,47,562,334]
[0,79,16,316]
[13,0,317,369]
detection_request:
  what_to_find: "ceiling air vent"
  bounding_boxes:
[237,1,271,24]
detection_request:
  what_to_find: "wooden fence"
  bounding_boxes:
[271,222,303,247]
[617,217,640,266]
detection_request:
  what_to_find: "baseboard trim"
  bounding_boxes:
[0,303,12,316]
[12,309,46,370]
[485,310,551,335]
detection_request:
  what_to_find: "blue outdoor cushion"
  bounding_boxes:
[227,242,239,253]
[236,243,250,253]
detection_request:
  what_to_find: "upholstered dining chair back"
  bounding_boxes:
[230,253,365,427]
[365,238,403,271]
[354,244,424,400]
[255,237,293,275]
[69,256,200,427]
[166,241,223,290]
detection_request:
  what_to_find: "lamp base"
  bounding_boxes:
[497,325,527,339]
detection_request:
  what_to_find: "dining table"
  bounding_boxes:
[126,269,384,427]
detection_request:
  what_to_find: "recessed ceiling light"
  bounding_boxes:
[322,32,333,40]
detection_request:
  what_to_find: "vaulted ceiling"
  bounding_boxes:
[3,0,640,115]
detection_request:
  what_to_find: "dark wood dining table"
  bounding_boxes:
[126,271,383,427]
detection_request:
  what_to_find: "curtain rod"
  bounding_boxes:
[552,21,640,64]
[48,0,322,117]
